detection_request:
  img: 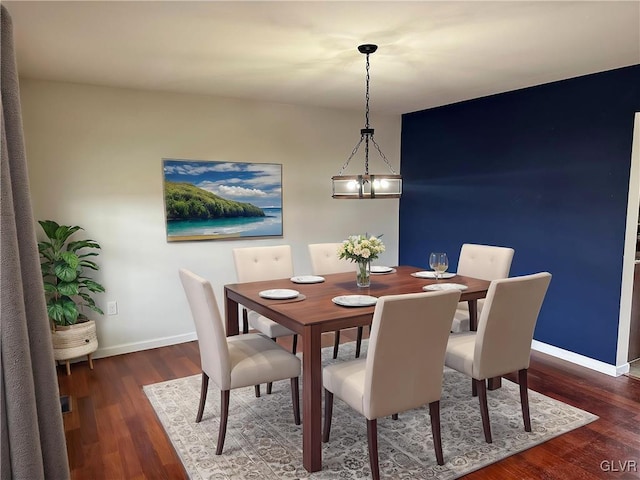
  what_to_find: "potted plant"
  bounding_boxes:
[38,220,105,374]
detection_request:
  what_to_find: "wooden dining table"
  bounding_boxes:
[224,265,490,473]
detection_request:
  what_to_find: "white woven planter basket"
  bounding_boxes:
[52,320,98,361]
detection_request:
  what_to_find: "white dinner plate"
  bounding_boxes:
[370,266,394,274]
[332,295,378,307]
[259,289,300,300]
[290,275,325,284]
[412,271,456,279]
[423,283,468,291]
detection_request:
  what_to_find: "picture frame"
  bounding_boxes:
[162,158,283,241]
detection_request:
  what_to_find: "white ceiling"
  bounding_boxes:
[4,1,640,115]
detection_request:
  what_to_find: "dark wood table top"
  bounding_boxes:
[224,265,490,334]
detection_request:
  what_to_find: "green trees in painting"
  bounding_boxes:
[164,181,265,220]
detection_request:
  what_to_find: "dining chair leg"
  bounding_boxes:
[518,368,531,432]
[216,390,230,455]
[355,326,364,358]
[266,337,278,394]
[391,413,399,420]
[471,378,477,397]
[291,377,301,425]
[367,418,380,480]
[254,385,261,398]
[429,400,444,465]
[292,334,298,354]
[323,389,333,443]
[195,372,209,423]
[242,308,249,334]
[475,378,492,443]
[332,330,340,359]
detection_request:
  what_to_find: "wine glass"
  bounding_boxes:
[429,252,449,282]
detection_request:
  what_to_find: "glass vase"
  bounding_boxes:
[356,259,371,287]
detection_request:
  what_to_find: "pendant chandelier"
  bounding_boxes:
[332,44,402,199]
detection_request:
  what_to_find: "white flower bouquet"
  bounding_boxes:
[337,234,385,263]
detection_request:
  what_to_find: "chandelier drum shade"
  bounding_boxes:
[332,44,402,199]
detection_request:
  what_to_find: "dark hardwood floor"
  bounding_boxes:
[57,329,640,479]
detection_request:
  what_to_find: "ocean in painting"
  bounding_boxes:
[167,208,282,239]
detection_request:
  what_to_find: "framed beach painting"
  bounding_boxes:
[162,159,283,241]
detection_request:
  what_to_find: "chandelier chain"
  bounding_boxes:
[364,52,371,175]
[337,136,364,175]
[371,137,398,174]
[365,53,371,129]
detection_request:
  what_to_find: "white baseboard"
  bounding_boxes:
[531,340,630,377]
[92,332,198,359]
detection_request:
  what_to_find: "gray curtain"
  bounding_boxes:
[1,5,70,479]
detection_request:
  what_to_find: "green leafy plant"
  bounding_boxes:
[38,220,105,328]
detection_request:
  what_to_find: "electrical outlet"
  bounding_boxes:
[107,301,118,316]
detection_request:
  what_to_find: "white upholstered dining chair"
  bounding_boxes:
[178,268,301,455]
[445,272,552,444]
[323,290,461,480]
[233,245,298,395]
[308,242,357,359]
[452,243,515,332]
[233,245,297,345]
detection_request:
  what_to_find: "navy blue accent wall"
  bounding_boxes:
[400,65,640,365]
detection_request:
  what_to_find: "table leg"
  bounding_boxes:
[302,326,323,472]
[225,290,239,336]
[488,377,502,389]
[468,300,478,332]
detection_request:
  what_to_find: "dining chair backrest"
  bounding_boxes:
[457,243,514,281]
[363,290,461,420]
[474,272,552,380]
[233,245,294,282]
[308,243,355,275]
[179,268,231,390]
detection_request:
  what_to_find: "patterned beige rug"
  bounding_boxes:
[628,359,640,380]
[144,341,597,479]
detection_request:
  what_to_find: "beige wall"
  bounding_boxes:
[20,79,401,357]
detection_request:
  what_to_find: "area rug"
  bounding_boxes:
[144,341,598,479]
[629,359,640,380]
